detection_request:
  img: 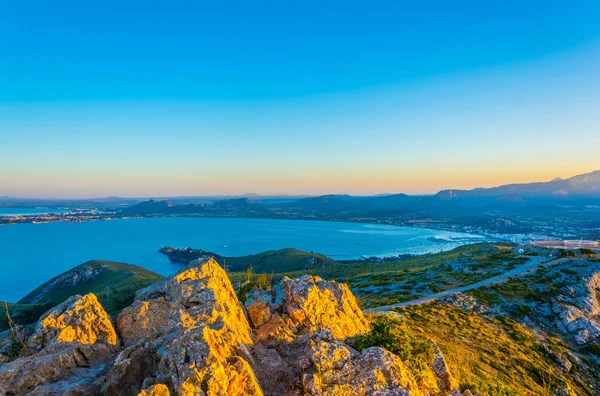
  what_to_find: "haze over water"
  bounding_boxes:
[0,217,485,302]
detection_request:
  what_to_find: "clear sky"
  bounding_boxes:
[1,1,599,198]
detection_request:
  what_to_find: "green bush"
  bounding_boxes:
[512,304,532,318]
[354,314,434,373]
[235,267,273,303]
[469,289,501,306]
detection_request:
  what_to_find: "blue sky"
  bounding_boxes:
[1,1,599,197]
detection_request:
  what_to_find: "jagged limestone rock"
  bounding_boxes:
[105,258,262,396]
[283,275,369,338]
[116,298,180,346]
[245,275,369,347]
[27,363,110,395]
[552,272,600,344]
[28,293,117,352]
[0,293,117,394]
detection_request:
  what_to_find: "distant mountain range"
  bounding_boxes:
[120,170,600,216]
[3,171,599,238]
[435,170,600,200]
[114,171,600,239]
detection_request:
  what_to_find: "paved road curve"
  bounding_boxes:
[365,256,564,314]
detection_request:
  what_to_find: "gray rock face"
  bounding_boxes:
[0,340,113,394]
[540,263,600,345]
[429,341,457,393]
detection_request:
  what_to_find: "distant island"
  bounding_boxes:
[158,246,340,273]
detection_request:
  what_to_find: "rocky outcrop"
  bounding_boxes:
[245,275,369,346]
[104,258,260,395]
[28,293,117,352]
[0,258,467,395]
[551,271,600,344]
[429,341,458,394]
[302,329,421,395]
[451,259,600,347]
[116,297,180,346]
[0,293,116,395]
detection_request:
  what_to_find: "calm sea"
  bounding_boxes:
[0,217,486,302]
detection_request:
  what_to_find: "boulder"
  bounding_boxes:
[116,298,179,346]
[246,300,271,328]
[302,330,422,395]
[28,293,117,352]
[0,342,112,394]
[0,293,116,394]
[245,275,369,345]
[283,275,369,338]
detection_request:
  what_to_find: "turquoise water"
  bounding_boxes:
[0,217,486,302]
[0,207,68,216]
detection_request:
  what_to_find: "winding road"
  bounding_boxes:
[365,256,564,314]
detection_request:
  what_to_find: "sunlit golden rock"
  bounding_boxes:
[102,258,262,395]
[28,293,117,351]
[302,330,422,395]
[429,340,458,393]
[246,300,272,328]
[283,275,369,337]
[138,383,171,396]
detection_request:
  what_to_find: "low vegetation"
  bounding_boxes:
[394,302,595,396]
[227,243,528,309]
[353,314,435,383]
[0,302,51,332]
[234,266,274,303]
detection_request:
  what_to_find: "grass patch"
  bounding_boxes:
[393,302,594,396]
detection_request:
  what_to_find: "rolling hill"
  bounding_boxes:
[17,260,163,315]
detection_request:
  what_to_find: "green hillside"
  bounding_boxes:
[16,260,163,317]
